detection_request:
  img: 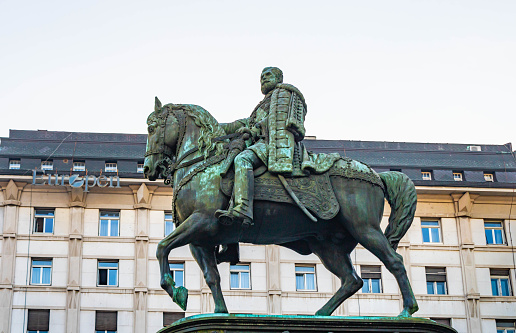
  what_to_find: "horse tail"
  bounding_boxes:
[378,171,417,250]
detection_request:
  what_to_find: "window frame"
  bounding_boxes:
[421,219,442,243]
[164,212,175,236]
[484,221,506,245]
[452,171,463,181]
[484,172,495,182]
[169,262,185,288]
[496,319,516,333]
[99,211,120,237]
[295,265,317,291]
[97,260,119,287]
[30,258,52,286]
[41,160,53,171]
[421,171,432,180]
[426,267,447,295]
[9,159,21,170]
[137,163,144,173]
[95,310,117,332]
[491,269,512,296]
[27,309,50,332]
[72,161,86,172]
[105,162,118,173]
[230,264,251,290]
[33,209,55,234]
[361,265,383,294]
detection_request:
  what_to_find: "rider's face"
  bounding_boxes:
[260,69,279,94]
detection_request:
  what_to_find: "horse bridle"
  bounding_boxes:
[145,106,188,184]
[146,105,241,185]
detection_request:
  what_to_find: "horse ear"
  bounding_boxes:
[155,96,162,111]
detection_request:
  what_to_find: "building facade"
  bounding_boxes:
[0,129,515,333]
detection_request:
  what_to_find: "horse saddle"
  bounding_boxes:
[220,167,340,220]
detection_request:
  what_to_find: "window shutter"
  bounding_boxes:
[426,267,446,282]
[490,268,509,276]
[431,318,451,326]
[95,311,117,331]
[163,312,185,326]
[361,266,381,279]
[27,309,50,331]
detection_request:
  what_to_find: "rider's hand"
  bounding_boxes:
[236,127,252,135]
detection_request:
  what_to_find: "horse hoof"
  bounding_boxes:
[173,286,188,311]
[398,309,412,318]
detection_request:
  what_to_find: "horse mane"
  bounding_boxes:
[165,104,226,157]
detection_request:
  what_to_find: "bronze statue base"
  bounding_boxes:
[158,313,457,333]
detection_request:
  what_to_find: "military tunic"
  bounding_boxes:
[222,83,307,176]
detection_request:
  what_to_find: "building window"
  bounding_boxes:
[31,259,52,285]
[97,261,118,286]
[421,171,432,180]
[361,265,382,293]
[72,161,85,172]
[99,211,119,237]
[485,221,505,245]
[169,262,185,287]
[105,162,117,173]
[41,161,53,171]
[137,163,144,173]
[426,267,447,295]
[421,220,441,243]
[453,172,463,181]
[295,265,317,291]
[9,159,20,170]
[27,309,50,333]
[230,264,251,289]
[33,209,54,234]
[491,269,512,296]
[163,312,185,327]
[497,320,516,333]
[165,212,175,236]
[95,311,117,333]
[484,172,495,182]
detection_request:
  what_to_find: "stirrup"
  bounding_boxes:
[215,209,236,226]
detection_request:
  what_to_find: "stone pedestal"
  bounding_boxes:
[158,314,457,333]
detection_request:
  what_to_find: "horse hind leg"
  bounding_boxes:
[353,226,418,317]
[190,244,228,313]
[308,238,362,316]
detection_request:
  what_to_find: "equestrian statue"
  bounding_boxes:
[143,67,419,318]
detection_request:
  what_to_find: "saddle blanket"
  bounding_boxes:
[221,170,340,220]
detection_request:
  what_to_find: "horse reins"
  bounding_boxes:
[147,106,240,184]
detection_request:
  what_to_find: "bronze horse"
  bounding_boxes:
[144,99,419,317]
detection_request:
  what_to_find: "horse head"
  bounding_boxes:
[143,97,180,181]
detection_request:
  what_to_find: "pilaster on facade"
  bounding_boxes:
[66,188,86,333]
[130,183,156,333]
[266,245,282,315]
[0,180,25,333]
[451,192,482,333]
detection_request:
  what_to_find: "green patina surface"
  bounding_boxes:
[159,313,456,333]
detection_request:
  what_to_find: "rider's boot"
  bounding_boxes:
[216,160,254,227]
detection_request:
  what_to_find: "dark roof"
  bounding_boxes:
[1,130,515,186]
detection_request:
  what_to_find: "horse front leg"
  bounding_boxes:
[190,244,228,313]
[157,212,210,310]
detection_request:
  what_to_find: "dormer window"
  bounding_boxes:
[484,172,495,182]
[9,159,20,170]
[41,161,53,171]
[421,171,432,180]
[105,162,117,173]
[453,172,463,181]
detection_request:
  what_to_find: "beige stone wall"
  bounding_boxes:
[0,175,515,333]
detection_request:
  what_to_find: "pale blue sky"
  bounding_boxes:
[1,1,515,146]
